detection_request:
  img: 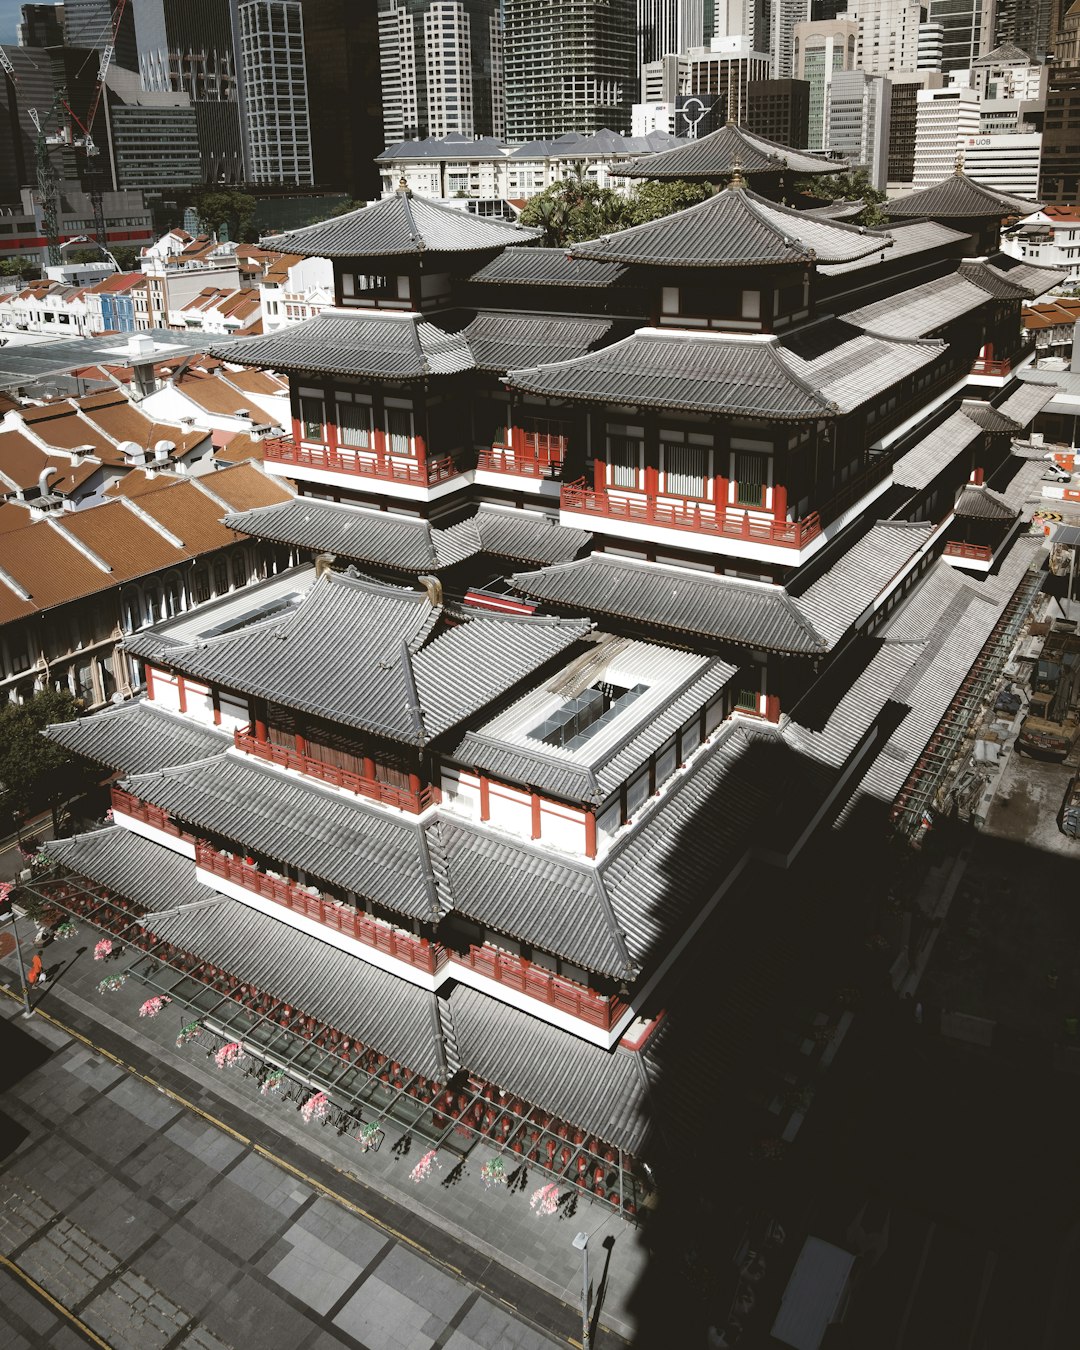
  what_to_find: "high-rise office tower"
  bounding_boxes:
[794,17,856,148]
[1041,0,1080,203]
[135,0,244,182]
[912,84,980,186]
[63,0,138,69]
[993,0,1056,63]
[746,76,810,144]
[301,0,384,200]
[638,0,706,66]
[17,4,66,47]
[843,0,924,74]
[824,68,891,187]
[378,0,503,144]
[502,0,636,140]
[234,0,313,185]
[927,0,996,71]
[887,70,945,185]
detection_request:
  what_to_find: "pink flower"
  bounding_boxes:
[410,1149,439,1183]
[93,939,112,961]
[529,1183,560,1217]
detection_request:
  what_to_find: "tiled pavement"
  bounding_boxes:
[0,939,640,1348]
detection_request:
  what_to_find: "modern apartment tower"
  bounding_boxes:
[1040,0,1080,204]
[927,0,996,71]
[843,0,924,74]
[771,0,811,78]
[502,0,636,140]
[234,0,314,185]
[824,68,891,188]
[378,0,504,144]
[637,0,706,67]
[793,17,856,149]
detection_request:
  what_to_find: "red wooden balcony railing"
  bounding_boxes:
[970,356,1012,377]
[195,841,446,974]
[233,727,440,813]
[451,944,628,1031]
[111,787,192,842]
[478,445,564,478]
[560,481,822,549]
[263,437,460,486]
[944,540,994,561]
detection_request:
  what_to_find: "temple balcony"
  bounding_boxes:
[449,943,629,1034]
[942,540,994,567]
[195,840,447,977]
[475,425,568,495]
[262,436,467,501]
[111,786,196,856]
[232,726,440,815]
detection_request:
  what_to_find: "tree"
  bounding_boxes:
[328,198,366,218]
[627,179,712,226]
[191,188,258,243]
[519,178,632,246]
[0,257,40,282]
[795,170,889,228]
[0,689,91,837]
[109,245,141,272]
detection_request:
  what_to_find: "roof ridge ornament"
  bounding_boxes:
[955,151,965,176]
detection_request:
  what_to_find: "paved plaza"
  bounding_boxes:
[0,943,633,1350]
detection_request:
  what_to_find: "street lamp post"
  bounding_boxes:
[8,907,34,1018]
[572,1231,590,1350]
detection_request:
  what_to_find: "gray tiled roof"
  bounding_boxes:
[463,311,615,372]
[511,553,828,653]
[261,192,539,257]
[224,499,442,571]
[796,521,937,647]
[891,409,983,489]
[570,185,888,268]
[989,261,1068,297]
[206,311,473,379]
[958,400,1021,433]
[887,171,1039,220]
[842,274,991,339]
[127,572,589,746]
[430,819,632,976]
[469,249,629,288]
[612,122,847,181]
[801,198,866,220]
[49,825,222,914]
[149,893,448,1079]
[124,752,441,920]
[783,331,943,412]
[505,329,838,419]
[996,382,1059,426]
[954,485,1016,520]
[376,135,508,162]
[818,219,969,278]
[44,701,230,775]
[436,507,591,566]
[445,985,654,1152]
[957,260,1032,298]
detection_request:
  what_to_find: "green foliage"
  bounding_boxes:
[67,248,104,265]
[328,198,366,218]
[0,688,85,833]
[0,257,40,282]
[192,188,258,243]
[626,179,712,225]
[109,245,141,272]
[519,178,632,246]
[795,170,890,228]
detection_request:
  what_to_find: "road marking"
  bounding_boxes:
[0,1252,114,1349]
[1,990,587,1346]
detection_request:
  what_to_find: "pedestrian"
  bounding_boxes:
[26,953,46,987]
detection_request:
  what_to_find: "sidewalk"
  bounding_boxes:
[0,927,644,1343]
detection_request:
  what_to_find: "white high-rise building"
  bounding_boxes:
[771,0,811,79]
[637,0,706,66]
[825,69,891,190]
[912,85,981,187]
[235,0,313,185]
[918,19,944,69]
[959,129,1042,198]
[843,0,924,75]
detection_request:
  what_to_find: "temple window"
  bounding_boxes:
[336,399,373,448]
[606,429,643,488]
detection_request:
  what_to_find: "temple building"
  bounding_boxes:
[33,128,1067,1215]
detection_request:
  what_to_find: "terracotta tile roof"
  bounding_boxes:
[263,253,303,283]
[75,390,207,456]
[103,468,184,499]
[0,500,31,532]
[233,318,263,337]
[0,428,100,495]
[223,368,286,395]
[130,479,244,551]
[60,499,188,578]
[86,271,145,295]
[1023,297,1080,330]
[19,403,120,461]
[199,462,292,511]
[212,431,267,462]
[174,372,277,417]
[0,519,113,619]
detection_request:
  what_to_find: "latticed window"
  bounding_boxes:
[386,408,413,455]
[337,402,372,448]
[734,452,767,507]
[300,396,324,441]
[607,435,642,488]
[663,443,709,498]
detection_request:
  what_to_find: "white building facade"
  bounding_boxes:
[825,70,892,191]
[912,85,981,189]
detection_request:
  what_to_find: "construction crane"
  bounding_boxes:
[27,92,68,268]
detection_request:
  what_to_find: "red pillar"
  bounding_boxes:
[971,466,984,485]
[531,793,542,840]
[593,457,606,493]
[772,483,788,523]
[144,664,155,699]
[479,775,491,822]
[765,694,781,724]
[177,675,187,714]
[584,811,597,859]
[362,755,376,781]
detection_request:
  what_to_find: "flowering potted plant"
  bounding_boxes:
[480,1157,506,1189]
[261,1069,286,1096]
[138,996,170,1019]
[409,1149,439,1183]
[97,973,126,994]
[213,1041,245,1069]
[176,1020,203,1047]
[357,1121,382,1151]
[301,1091,330,1124]
[529,1182,560,1217]
[54,920,78,941]
[93,938,113,961]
